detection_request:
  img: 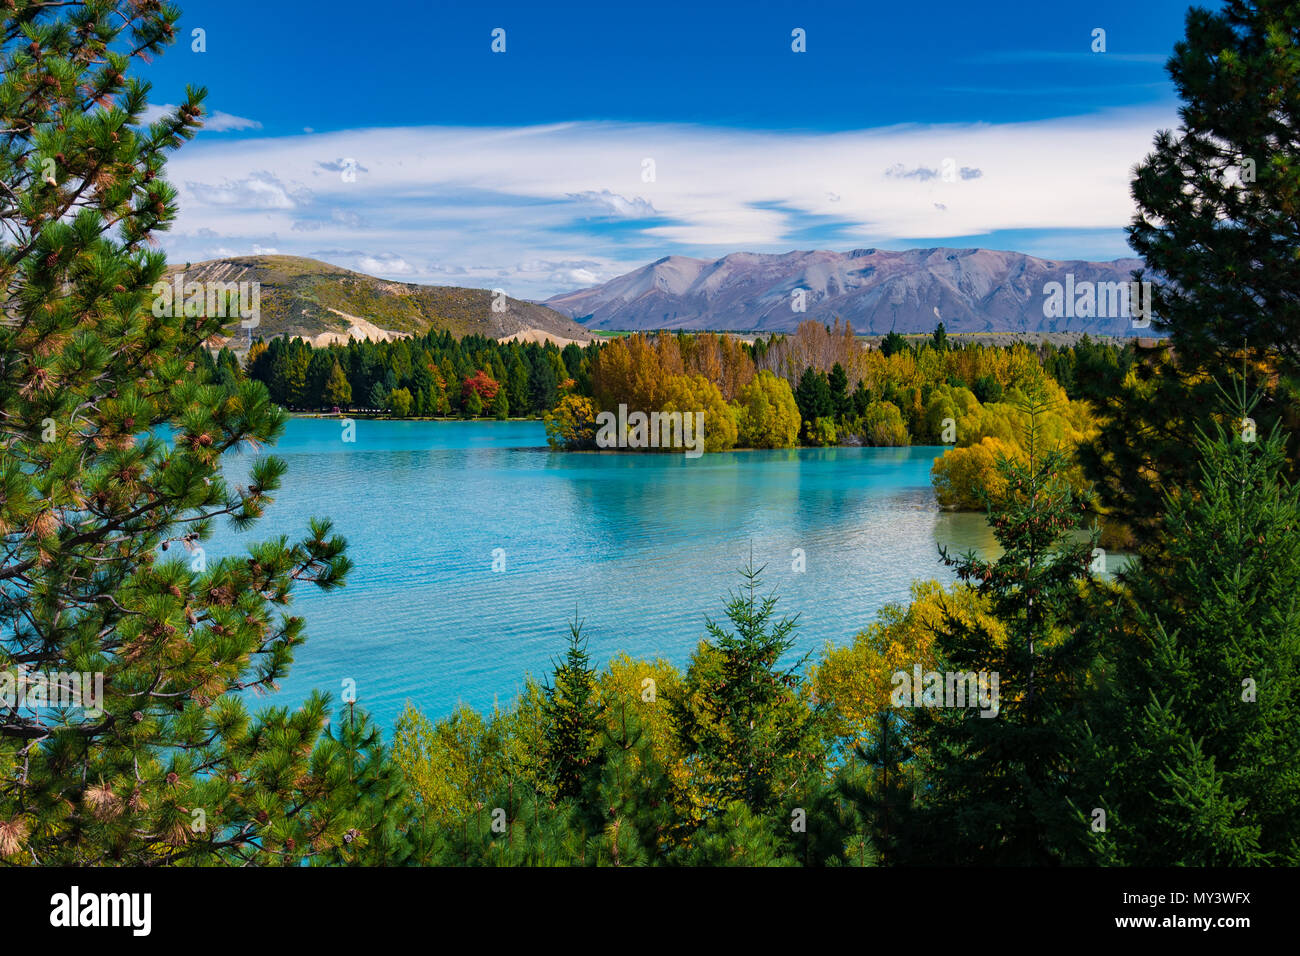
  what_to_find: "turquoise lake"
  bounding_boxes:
[211,418,997,727]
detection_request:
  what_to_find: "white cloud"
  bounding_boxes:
[156,110,1173,298]
[358,254,415,275]
[186,171,309,209]
[566,189,658,218]
[141,104,261,132]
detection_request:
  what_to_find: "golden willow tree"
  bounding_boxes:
[0,1,411,865]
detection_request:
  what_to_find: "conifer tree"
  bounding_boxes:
[1080,0,1300,534]
[836,712,915,865]
[931,322,948,352]
[827,362,849,418]
[670,557,824,822]
[793,367,833,423]
[0,1,397,865]
[880,331,910,358]
[490,386,509,420]
[593,700,672,864]
[1080,387,1300,864]
[672,800,798,866]
[908,389,1098,864]
[323,359,352,408]
[541,617,606,807]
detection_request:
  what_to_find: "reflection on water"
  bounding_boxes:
[207,420,1104,726]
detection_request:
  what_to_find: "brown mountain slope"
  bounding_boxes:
[167,255,592,345]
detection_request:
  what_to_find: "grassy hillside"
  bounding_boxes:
[167,255,592,344]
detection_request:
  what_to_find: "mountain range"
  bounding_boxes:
[544,247,1148,336]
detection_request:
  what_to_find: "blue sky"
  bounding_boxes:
[138,0,1204,298]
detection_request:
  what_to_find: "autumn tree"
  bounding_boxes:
[734,371,801,448]
[462,369,500,404]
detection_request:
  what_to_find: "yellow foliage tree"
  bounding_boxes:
[931,436,1019,509]
[543,394,598,449]
[661,373,739,452]
[812,580,1005,752]
[734,371,801,448]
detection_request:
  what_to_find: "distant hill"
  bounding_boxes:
[167,255,592,347]
[544,247,1150,336]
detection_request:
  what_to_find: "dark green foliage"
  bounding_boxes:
[1082,0,1300,534]
[669,558,825,819]
[793,366,834,423]
[0,0,421,866]
[671,801,798,866]
[850,379,873,418]
[827,362,850,417]
[931,323,948,352]
[541,618,606,806]
[879,331,910,357]
[1079,388,1300,864]
[971,374,1003,404]
[838,713,915,865]
[245,330,597,417]
[527,349,559,413]
[908,390,1099,864]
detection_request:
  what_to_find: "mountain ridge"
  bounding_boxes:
[543,247,1148,335]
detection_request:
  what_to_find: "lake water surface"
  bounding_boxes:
[211,418,996,727]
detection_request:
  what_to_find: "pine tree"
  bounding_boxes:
[931,322,948,352]
[1080,386,1300,864]
[0,1,401,865]
[507,354,530,415]
[541,617,606,807]
[1081,0,1300,535]
[672,800,798,866]
[793,367,833,430]
[593,700,672,864]
[527,353,557,413]
[908,388,1098,864]
[490,386,509,420]
[836,711,915,865]
[827,362,849,419]
[880,331,910,358]
[670,556,824,822]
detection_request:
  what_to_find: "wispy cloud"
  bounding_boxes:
[158,109,1172,299]
[141,104,262,132]
[185,171,310,209]
[566,189,659,218]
